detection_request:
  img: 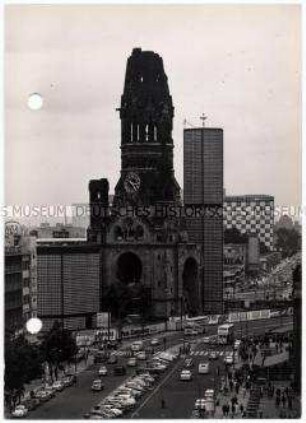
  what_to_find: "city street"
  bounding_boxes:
[25,315,292,419]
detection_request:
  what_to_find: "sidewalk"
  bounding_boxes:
[257,381,301,419]
[214,384,250,418]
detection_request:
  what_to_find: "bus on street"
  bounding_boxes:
[217,324,234,345]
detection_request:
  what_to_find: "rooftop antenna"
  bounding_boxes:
[200,113,207,127]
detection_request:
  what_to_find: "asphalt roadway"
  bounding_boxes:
[26,315,292,419]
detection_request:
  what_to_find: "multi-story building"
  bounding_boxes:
[5,246,24,333]
[184,127,224,313]
[5,232,38,333]
[224,194,274,251]
[37,240,101,331]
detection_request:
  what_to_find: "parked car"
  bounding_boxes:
[91,379,104,391]
[180,369,192,381]
[63,374,77,387]
[52,381,65,391]
[11,405,28,418]
[113,365,127,376]
[98,365,108,376]
[150,338,160,346]
[21,398,40,411]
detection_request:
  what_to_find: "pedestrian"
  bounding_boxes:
[229,380,234,392]
[288,396,293,410]
[161,398,166,409]
[222,404,227,417]
[231,403,236,415]
[217,366,220,376]
[235,382,240,395]
[275,396,280,408]
[226,403,230,417]
[281,393,286,408]
[240,404,244,416]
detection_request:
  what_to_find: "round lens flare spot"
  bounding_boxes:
[28,93,43,110]
[26,317,43,334]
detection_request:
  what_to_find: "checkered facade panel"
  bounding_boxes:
[224,196,274,251]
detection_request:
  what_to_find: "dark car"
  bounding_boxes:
[108,354,118,364]
[113,365,126,376]
[184,358,194,368]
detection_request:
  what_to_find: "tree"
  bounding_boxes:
[275,227,301,258]
[5,333,44,411]
[224,228,248,244]
[40,321,78,382]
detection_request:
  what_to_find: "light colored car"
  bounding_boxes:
[35,390,52,401]
[180,369,192,381]
[98,365,108,376]
[150,338,160,346]
[131,341,143,352]
[99,405,123,417]
[91,379,104,391]
[198,362,210,374]
[194,398,206,410]
[11,405,28,418]
[224,355,234,365]
[203,336,210,344]
[136,351,146,360]
[127,357,137,367]
[52,381,65,391]
[234,340,242,350]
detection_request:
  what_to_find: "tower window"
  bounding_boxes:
[130,123,133,142]
[154,126,158,141]
[137,125,140,141]
[145,124,149,142]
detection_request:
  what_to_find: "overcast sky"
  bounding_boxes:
[5,4,301,217]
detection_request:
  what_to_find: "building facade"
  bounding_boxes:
[87,48,203,320]
[37,242,101,331]
[224,195,274,251]
[183,128,224,313]
[5,230,38,333]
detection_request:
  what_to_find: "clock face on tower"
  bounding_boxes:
[124,172,141,194]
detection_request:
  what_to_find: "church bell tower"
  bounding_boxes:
[113,48,181,206]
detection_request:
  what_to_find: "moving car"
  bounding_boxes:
[136,351,146,360]
[107,354,118,364]
[224,353,234,365]
[131,341,143,352]
[98,365,108,376]
[198,362,210,374]
[208,351,218,360]
[180,369,192,381]
[113,365,127,376]
[184,358,194,368]
[11,405,28,418]
[150,338,160,346]
[127,357,137,367]
[91,379,104,391]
